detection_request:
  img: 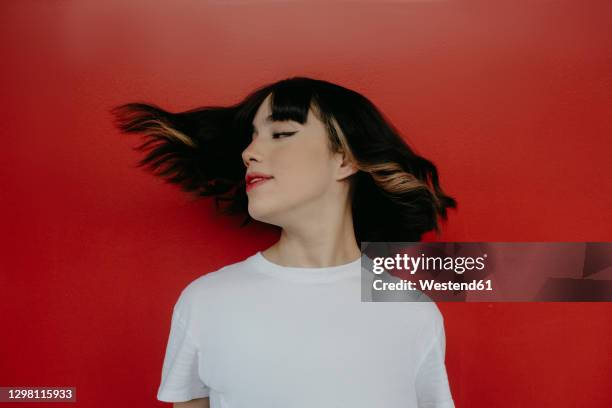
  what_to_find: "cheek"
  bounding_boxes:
[276,147,334,194]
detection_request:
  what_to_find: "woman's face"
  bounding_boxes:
[241,94,352,227]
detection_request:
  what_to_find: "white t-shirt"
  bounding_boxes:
[157,251,455,408]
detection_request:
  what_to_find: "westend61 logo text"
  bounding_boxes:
[371,253,488,275]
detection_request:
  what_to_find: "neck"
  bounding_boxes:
[263,208,360,268]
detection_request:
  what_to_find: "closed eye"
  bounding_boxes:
[272,131,298,139]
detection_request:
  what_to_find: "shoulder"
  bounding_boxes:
[419,301,445,333]
[382,272,445,334]
[172,253,260,316]
[185,255,254,292]
[363,270,445,335]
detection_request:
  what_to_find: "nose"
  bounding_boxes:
[241,139,261,168]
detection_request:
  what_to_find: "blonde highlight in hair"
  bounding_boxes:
[320,105,442,216]
[361,162,435,202]
[153,119,197,148]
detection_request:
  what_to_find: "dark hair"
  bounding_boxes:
[110,76,457,244]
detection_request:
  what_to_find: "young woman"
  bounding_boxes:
[112,77,457,408]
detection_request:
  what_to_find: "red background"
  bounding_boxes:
[2,1,611,407]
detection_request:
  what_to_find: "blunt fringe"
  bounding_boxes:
[110,76,457,244]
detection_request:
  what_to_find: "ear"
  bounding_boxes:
[335,150,359,181]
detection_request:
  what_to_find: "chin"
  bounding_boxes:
[247,202,275,223]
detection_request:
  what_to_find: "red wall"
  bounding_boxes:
[1,1,611,407]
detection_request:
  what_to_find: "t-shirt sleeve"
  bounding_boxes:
[156,293,210,402]
[415,317,455,408]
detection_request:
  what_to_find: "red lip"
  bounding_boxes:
[245,172,273,192]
